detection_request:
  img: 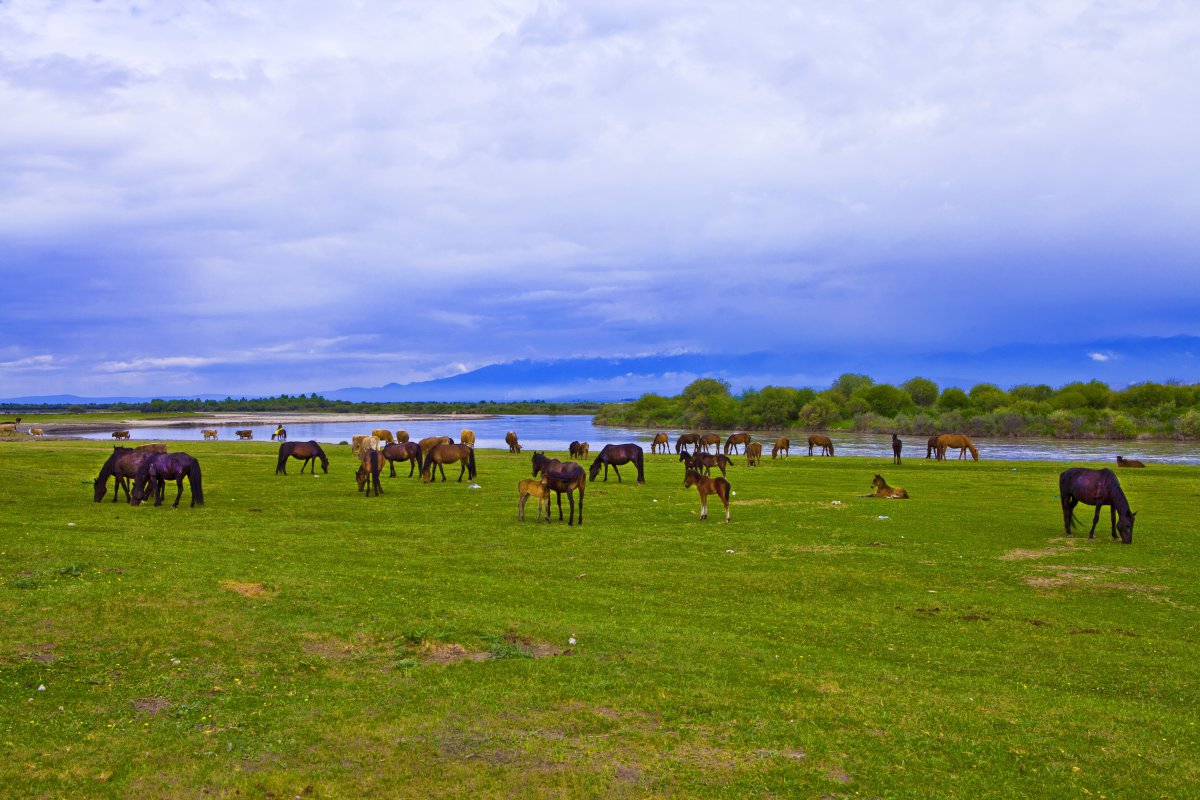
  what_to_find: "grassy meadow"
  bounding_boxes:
[1,439,1197,798]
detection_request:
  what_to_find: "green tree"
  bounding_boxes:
[862,384,912,417]
[829,373,873,400]
[968,383,1009,412]
[937,387,970,411]
[902,377,939,408]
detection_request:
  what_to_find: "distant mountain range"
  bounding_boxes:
[3,336,1198,405]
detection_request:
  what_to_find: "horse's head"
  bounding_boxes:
[532,452,545,477]
[92,477,107,502]
[588,458,603,481]
[1118,510,1136,544]
[683,469,699,488]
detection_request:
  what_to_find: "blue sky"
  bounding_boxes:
[1,1,1198,398]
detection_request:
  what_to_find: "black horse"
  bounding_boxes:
[382,441,424,477]
[93,446,156,503]
[275,441,329,475]
[1059,467,1136,544]
[892,434,902,465]
[532,452,586,525]
[589,443,645,483]
[131,452,204,508]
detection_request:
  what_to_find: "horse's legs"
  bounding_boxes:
[700,493,708,520]
[1088,504,1103,539]
[408,458,417,478]
[172,478,185,508]
[556,491,564,521]
[1110,505,1118,539]
[613,464,622,483]
[457,461,467,482]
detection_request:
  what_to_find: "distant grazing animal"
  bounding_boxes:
[382,441,424,477]
[112,430,131,440]
[29,428,44,436]
[675,433,701,453]
[355,449,384,496]
[372,429,395,444]
[651,433,670,454]
[0,423,16,434]
[1116,455,1145,468]
[460,429,475,447]
[696,433,721,453]
[569,441,590,459]
[532,452,586,526]
[679,449,732,477]
[517,477,552,522]
[1059,467,1135,544]
[422,443,477,483]
[235,429,253,440]
[926,435,940,459]
[808,435,834,456]
[395,430,410,443]
[935,433,979,461]
[859,474,909,499]
[505,431,522,453]
[684,468,731,522]
[134,443,168,452]
[745,441,762,467]
[589,443,645,483]
[724,432,752,455]
[276,441,329,475]
[419,435,453,454]
[93,446,157,504]
[202,429,218,440]
[771,437,790,459]
[131,452,204,508]
[892,434,903,465]
[271,426,287,441]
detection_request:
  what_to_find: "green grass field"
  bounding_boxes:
[1,440,1196,798]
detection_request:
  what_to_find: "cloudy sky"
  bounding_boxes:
[1,1,1198,397]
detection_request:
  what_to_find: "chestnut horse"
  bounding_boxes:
[423,443,477,483]
[532,452,585,526]
[372,429,395,444]
[859,474,908,499]
[651,433,670,454]
[684,468,731,522]
[771,437,790,459]
[589,443,645,483]
[724,432,752,455]
[202,429,218,440]
[808,435,834,456]
[1060,467,1135,543]
[745,441,763,467]
[505,432,522,453]
[395,430,410,443]
[517,477,552,521]
[276,441,329,475]
[131,452,204,508]
[112,430,131,440]
[235,429,253,440]
[935,434,979,461]
[1116,455,1145,468]
[382,441,424,477]
[356,449,383,496]
[696,433,721,453]
[271,426,287,441]
[675,433,701,453]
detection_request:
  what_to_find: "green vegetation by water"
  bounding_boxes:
[595,376,1200,439]
[1,439,1197,798]
[0,396,599,417]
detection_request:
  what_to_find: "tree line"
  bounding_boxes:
[592,376,1200,440]
[0,395,601,417]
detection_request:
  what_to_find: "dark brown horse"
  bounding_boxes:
[93,446,156,503]
[589,443,645,483]
[684,468,731,522]
[675,432,701,453]
[569,441,590,459]
[271,426,287,441]
[423,443,477,483]
[808,434,834,456]
[651,432,670,454]
[1059,467,1135,543]
[275,441,328,475]
[505,431,522,453]
[724,432,752,455]
[131,452,204,508]
[926,435,940,459]
[696,433,721,453]
[745,441,762,467]
[532,452,585,525]
[1116,455,1146,468]
[892,434,902,465]
[771,437,790,459]
[356,449,383,496]
[382,441,424,477]
[679,449,732,477]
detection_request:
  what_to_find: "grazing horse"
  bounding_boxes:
[395,430,410,443]
[112,430,131,440]
[532,452,586,526]
[808,434,834,456]
[684,468,731,522]
[724,432,752,455]
[423,443,477,483]
[201,429,218,440]
[460,429,476,447]
[892,434,903,465]
[746,441,763,467]
[271,426,288,441]
[569,441,590,459]
[696,433,721,453]
[651,432,670,454]
[679,449,732,477]
[1060,467,1135,543]
[93,447,156,503]
[382,441,424,477]
[131,452,204,508]
[589,443,645,483]
[926,435,940,459]
[1116,455,1146,468]
[771,437,790,459]
[505,431,522,453]
[276,441,329,475]
[675,433,701,453]
[859,474,909,499]
[935,433,979,461]
[419,435,453,454]
[235,429,253,440]
[356,449,384,496]
[372,429,396,444]
[517,477,552,521]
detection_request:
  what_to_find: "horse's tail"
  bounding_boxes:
[467,447,477,479]
[190,459,204,506]
[635,448,645,483]
[275,444,290,474]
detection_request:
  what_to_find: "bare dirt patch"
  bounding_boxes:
[998,541,1078,561]
[1024,565,1166,594]
[220,580,277,599]
[419,642,490,665]
[500,632,571,658]
[132,697,171,715]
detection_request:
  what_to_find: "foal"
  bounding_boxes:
[684,468,731,522]
[517,477,552,521]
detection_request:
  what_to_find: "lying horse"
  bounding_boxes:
[202,429,218,440]
[1116,455,1146,468]
[859,474,909,499]
[679,449,732,477]
[423,443,477,483]
[684,468,731,522]
[382,441,423,477]
[93,446,156,503]
[112,430,131,440]
[589,443,645,483]
[935,433,979,461]
[276,440,329,475]
[517,477,552,521]
[724,432,752,455]
[532,452,586,525]
[356,449,383,496]
[1059,467,1135,543]
[651,432,670,454]
[505,431,522,453]
[745,441,762,467]
[808,434,834,456]
[569,440,590,459]
[771,437,790,459]
[132,452,204,508]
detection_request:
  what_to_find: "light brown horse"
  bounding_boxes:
[935,433,979,461]
[745,441,762,467]
[569,441,590,458]
[684,468,731,522]
[395,430,410,443]
[352,435,381,459]
[372,429,395,444]
[235,429,253,440]
[460,429,476,447]
[808,434,834,456]
[423,443,477,483]
[696,433,721,453]
[1116,455,1146,468]
[419,435,453,454]
[29,428,44,436]
[201,429,218,440]
[771,437,790,459]
[724,432,752,455]
[859,474,909,499]
[112,430,131,440]
[517,477,552,521]
[505,431,522,453]
[651,432,670,454]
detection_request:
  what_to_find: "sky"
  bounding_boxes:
[1,1,1198,398]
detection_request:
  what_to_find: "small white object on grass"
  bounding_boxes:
[731,491,736,496]
[38,684,45,691]
[469,484,482,489]
[831,500,842,505]
[726,549,735,554]
[67,523,75,527]
[568,637,577,646]
[878,515,889,520]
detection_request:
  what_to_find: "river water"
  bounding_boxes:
[68,415,1200,465]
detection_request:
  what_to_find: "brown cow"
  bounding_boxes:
[112,430,131,440]
[235,429,253,440]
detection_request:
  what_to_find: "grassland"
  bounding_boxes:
[1,439,1197,798]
